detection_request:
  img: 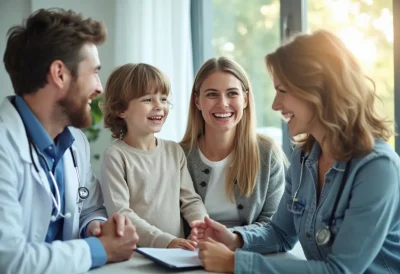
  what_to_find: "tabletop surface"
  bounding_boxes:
[87,251,302,274]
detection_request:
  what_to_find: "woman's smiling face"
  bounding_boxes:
[195,71,248,134]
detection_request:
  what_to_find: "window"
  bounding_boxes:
[212,0,282,144]
[308,0,395,147]
[209,0,397,153]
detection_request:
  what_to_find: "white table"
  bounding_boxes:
[87,251,302,274]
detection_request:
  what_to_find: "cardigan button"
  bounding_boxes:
[200,181,207,187]
[203,169,210,174]
[237,204,244,210]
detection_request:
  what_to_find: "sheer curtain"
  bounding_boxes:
[114,0,194,142]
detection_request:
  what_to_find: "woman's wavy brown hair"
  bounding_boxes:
[266,29,394,160]
[102,63,170,139]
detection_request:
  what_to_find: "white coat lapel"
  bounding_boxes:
[63,146,80,240]
[29,145,52,194]
[63,147,79,217]
[1,97,52,194]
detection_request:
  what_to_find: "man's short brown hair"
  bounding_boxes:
[3,8,107,96]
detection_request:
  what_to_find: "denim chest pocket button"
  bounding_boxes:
[287,200,305,234]
[287,200,305,214]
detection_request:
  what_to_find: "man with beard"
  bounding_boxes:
[0,8,139,274]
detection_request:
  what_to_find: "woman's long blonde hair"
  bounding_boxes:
[266,29,394,160]
[181,57,271,200]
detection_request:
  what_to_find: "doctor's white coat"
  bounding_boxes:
[0,97,108,274]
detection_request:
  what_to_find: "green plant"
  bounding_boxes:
[83,96,104,160]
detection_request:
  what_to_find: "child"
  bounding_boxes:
[100,63,208,249]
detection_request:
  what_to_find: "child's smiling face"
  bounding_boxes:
[118,91,170,136]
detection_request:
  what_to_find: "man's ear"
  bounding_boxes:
[48,60,71,90]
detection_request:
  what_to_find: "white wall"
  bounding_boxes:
[0,0,31,100]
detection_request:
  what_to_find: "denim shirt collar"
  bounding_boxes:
[306,141,348,172]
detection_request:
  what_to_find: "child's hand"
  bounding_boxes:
[189,219,207,242]
[167,238,197,251]
[189,226,206,242]
[188,230,204,241]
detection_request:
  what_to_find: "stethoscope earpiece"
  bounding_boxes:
[51,211,72,221]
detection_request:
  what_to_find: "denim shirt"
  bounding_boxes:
[235,140,400,273]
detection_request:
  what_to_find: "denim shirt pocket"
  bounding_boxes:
[287,200,306,234]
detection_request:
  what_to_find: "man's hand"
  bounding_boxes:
[98,213,139,263]
[86,214,129,237]
[167,238,197,251]
[198,238,235,273]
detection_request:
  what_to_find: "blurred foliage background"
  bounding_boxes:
[83,96,103,160]
[212,0,394,146]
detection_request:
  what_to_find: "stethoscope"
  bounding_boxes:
[291,151,350,246]
[28,136,90,221]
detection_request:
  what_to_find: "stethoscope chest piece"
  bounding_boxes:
[78,187,89,200]
[316,226,331,246]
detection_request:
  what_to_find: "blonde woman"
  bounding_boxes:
[191,30,400,273]
[180,57,286,234]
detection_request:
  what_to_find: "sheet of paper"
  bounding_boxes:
[136,248,202,268]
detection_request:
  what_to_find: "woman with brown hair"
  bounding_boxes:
[191,30,400,273]
[181,57,286,233]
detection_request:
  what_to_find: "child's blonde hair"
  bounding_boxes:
[102,63,170,139]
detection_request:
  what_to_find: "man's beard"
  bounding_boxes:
[58,86,93,129]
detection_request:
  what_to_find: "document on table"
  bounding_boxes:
[135,248,203,269]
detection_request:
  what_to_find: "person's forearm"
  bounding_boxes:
[227,251,235,273]
[230,233,244,251]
